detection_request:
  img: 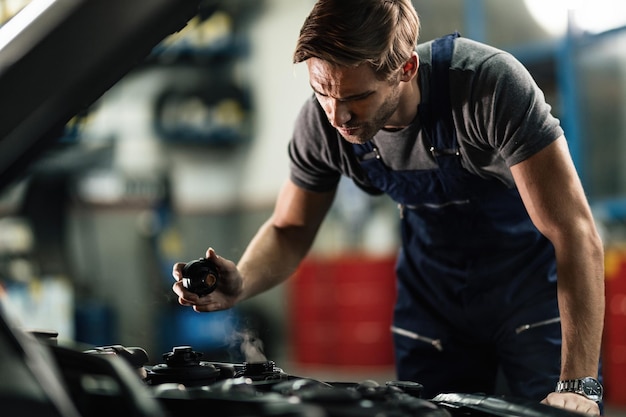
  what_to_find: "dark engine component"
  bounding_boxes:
[146,346,221,386]
[150,370,448,417]
[182,258,220,296]
[146,345,292,388]
[142,345,448,417]
[140,345,586,417]
[84,344,150,368]
[237,360,286,381]
[50,343,166,417]
[10,333,587,417]
[432,393,586,417]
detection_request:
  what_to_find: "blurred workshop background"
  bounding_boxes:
[1,0,626,411]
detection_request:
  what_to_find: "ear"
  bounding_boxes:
[400,53,419,82]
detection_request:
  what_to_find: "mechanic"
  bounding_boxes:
[172,0,605,414]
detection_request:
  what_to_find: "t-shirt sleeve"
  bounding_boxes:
[462,50,564,167]
[288,96,343,192]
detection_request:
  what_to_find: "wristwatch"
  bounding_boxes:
[555,377,603,402]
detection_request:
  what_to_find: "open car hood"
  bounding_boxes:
[0,0,201,190]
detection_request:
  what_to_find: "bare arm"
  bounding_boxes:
[511,136,605,414]
[236,179,336,301]
[172,179,336,311]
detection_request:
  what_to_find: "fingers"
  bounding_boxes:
[171,247,238,312]
[172,286,228,312]
[542,393,600,416]
[172,248,219,283]
[172,281,211,310]
[205,247,220,262]
[205,248,225,271]
[171,263,197,305]
[172,281,197,304]
[171,262,186,282]
[172,278,229,312]
[192,300,230,313]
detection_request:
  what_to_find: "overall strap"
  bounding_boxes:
[423,32,461,156]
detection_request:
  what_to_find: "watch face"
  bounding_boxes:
[581,377,603,402]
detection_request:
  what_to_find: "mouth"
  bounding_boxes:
[338,126,360,136]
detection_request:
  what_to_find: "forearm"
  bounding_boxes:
[172,213,320,313]
[554,226,605,380]
[511,137,606,381]
[236,217,318,302]
[235,180,335,303]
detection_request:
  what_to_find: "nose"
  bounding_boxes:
[326,98,351,127]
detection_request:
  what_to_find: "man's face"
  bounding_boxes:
[306,57,402,144]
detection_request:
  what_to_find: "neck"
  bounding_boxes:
[384,75,421,129]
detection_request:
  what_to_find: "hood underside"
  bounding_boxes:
[0,0,201,190]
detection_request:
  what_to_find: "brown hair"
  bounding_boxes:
[293,0,420,80]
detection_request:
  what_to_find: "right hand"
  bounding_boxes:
[172,248,243,312]
[541,392,600,416]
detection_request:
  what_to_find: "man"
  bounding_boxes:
[172,0,605,414]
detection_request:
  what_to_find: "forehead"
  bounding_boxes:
[306,57,379,97]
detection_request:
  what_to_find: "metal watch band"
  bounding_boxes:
[556,379,580,392]
[555,377,603,402]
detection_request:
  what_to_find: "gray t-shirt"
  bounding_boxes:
[288,37,564,195]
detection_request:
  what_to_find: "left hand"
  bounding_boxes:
[542,392,601,416]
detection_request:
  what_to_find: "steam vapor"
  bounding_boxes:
[237,330,267,363]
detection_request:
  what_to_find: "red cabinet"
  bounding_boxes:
[289,255,397,368]
[604,248,626,405]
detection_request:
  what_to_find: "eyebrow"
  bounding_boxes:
[310,84,374,101]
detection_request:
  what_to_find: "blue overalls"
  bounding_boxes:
[353,33,562,400]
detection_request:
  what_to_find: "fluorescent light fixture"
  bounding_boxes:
[525,0,626,36]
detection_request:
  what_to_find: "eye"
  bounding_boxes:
[342,92,373,102]
[314,93,328,105]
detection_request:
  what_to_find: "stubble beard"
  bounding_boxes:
[338,84,402,145]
